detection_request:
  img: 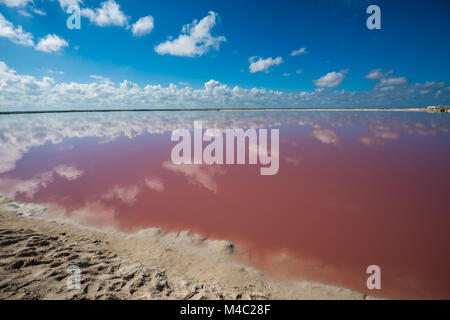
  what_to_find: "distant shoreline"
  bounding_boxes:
[0,106,449,116]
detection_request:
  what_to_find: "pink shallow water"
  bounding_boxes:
[0,111,449,299]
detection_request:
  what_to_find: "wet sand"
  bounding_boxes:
[0,196,372,300]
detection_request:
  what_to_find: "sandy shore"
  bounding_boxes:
[0,196,374,300]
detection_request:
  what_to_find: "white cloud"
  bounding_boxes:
[1,0,46,17]
[314,71,346,88]
[155,11,225,57]
[90,74,111,83]
[365,68,384,80]
[379,77,408,86]
[0,12,34,46]
[249,56,283,73]
[81,0,128,27]
[18,7,46,17]
[35,34,68,53]
[296,69,302,74]
[0,15,66,54]
[282,73,291,77]
[48,69,64,75]
[131,15,154,37]
[365,69,408,90]
[32,8,46,16]
[365,68,394,80]
[0,61,449,110]
[290,47,307,56]
[17,9,32,17]
[0,0,32,8]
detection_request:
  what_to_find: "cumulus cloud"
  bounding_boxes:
[89,74,111,83]
[365,68,394,80]
[35,34,68,53]
[364,68,409,92]
[131,16,154,37]
[0,61,449,110]
[0,12,34,46]
[0,0,32,8]
[314,71,346,88]
[154,11,225,57]
[81,0,128,27]
[290,47,307,56]
[365,68,383,80]
[1,14,67,53]
[17,9,32,17]
[378,77,408,86]
[249,56,283,74]
[48,69,64,75]
[28,7,46,16]
[0,13,69,53]
[0,0,46,17]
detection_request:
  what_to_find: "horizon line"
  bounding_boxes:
[0,106,448,116]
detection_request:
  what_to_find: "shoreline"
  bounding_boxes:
[0,196,377,300]
[0,106,449,116]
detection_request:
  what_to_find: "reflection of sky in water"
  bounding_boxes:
[0,111,450,299]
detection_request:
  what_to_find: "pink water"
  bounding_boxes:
[0,111,449,299]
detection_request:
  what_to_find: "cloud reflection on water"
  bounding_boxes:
[0,111,449,299]
[0,111,449,175]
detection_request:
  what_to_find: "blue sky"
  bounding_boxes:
[0,0,449,109]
